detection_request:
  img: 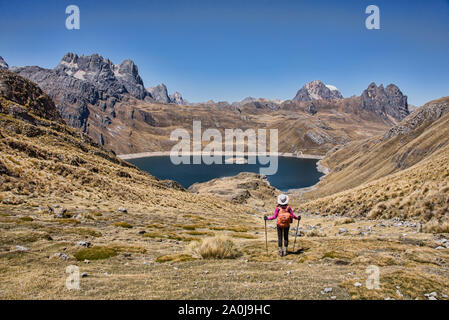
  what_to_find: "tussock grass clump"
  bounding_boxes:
[423,220,449,234]
[187,236,241,259]
[73,246,117,261]
[334,217,355,225]
[306,230,325,237]
[113,221,133,228]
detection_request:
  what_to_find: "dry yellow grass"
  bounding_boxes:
[298,98,449,229]
[187,236,242,259]
[1,70,448,300]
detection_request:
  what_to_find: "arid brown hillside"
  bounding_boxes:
[90,97,393,156]
[1,70,448,300]
[0,69,242,216]
[299,97,449,231]
[312,97,449,197]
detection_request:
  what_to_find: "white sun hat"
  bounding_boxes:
[277,194,289,205]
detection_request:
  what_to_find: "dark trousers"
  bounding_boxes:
[277,225,289,248]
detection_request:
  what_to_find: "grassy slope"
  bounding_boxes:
[1,70,448,300]
[299,97,449,230]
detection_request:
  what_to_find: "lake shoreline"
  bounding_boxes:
[118,151,325,160]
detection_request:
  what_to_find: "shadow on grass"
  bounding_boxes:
[288,248,306,255]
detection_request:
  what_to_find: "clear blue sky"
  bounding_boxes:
[1,0,448,105]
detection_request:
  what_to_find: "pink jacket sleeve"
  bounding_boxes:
[288,207,299,220]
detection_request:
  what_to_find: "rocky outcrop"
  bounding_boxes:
[147,84,170,104]
[12,53,188,131]
[0,69,64,123]
[148,84,186,105]
[361,83,409,121]
[55,53,148,100]
[232,97,282,110]
[0,57,8,70]
[12,65,94,129]
[169,91,185,105]
[293,80,343,102]
[384,97,449,139]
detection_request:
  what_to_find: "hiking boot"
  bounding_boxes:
[283,247,288,256]
[278,248,283,257]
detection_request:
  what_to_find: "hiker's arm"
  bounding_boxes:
[289,207,300,220]
[266,208,279,220]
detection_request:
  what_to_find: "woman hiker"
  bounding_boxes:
[264,194,300,256]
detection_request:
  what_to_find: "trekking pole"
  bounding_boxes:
[293,217,300,252]
[264,218,268,254]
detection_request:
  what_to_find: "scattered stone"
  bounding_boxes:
[118,207,127,213]
[15,245,28,251]
[54,252,68,260]
[81,272,88,278]
[54,207,69,218]
[104,272,109,276]
[330,296,337,300]
[354,282,362,287]
[204,270,209,274]
[324,287,333,293]
[84,259,90,264]
[76,241,91,248]
[435,246,445,250]
[428,296,437,300]
[338,228,347,234]
[286,271,291,275]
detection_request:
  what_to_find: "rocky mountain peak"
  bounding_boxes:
[147,84,170,104]
[293,80,343,102]
[55,52,147,100]
[0,56,9,70]
[147,83,185,105]
[361,82,409,121]
[169,91,185,105]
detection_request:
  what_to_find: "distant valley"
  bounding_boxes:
[2,53,409,156]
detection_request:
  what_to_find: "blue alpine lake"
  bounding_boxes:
[127,156,323,191]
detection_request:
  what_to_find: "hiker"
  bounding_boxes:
[264,194,300,256]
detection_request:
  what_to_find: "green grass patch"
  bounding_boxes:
[113,222,133,228]
[211,226,249,232]
[155,253,195,263]
[73,246,117,261]
[53,218,80,225]
[19,216,33,222]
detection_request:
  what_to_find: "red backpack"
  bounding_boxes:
[277,206,292,228]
